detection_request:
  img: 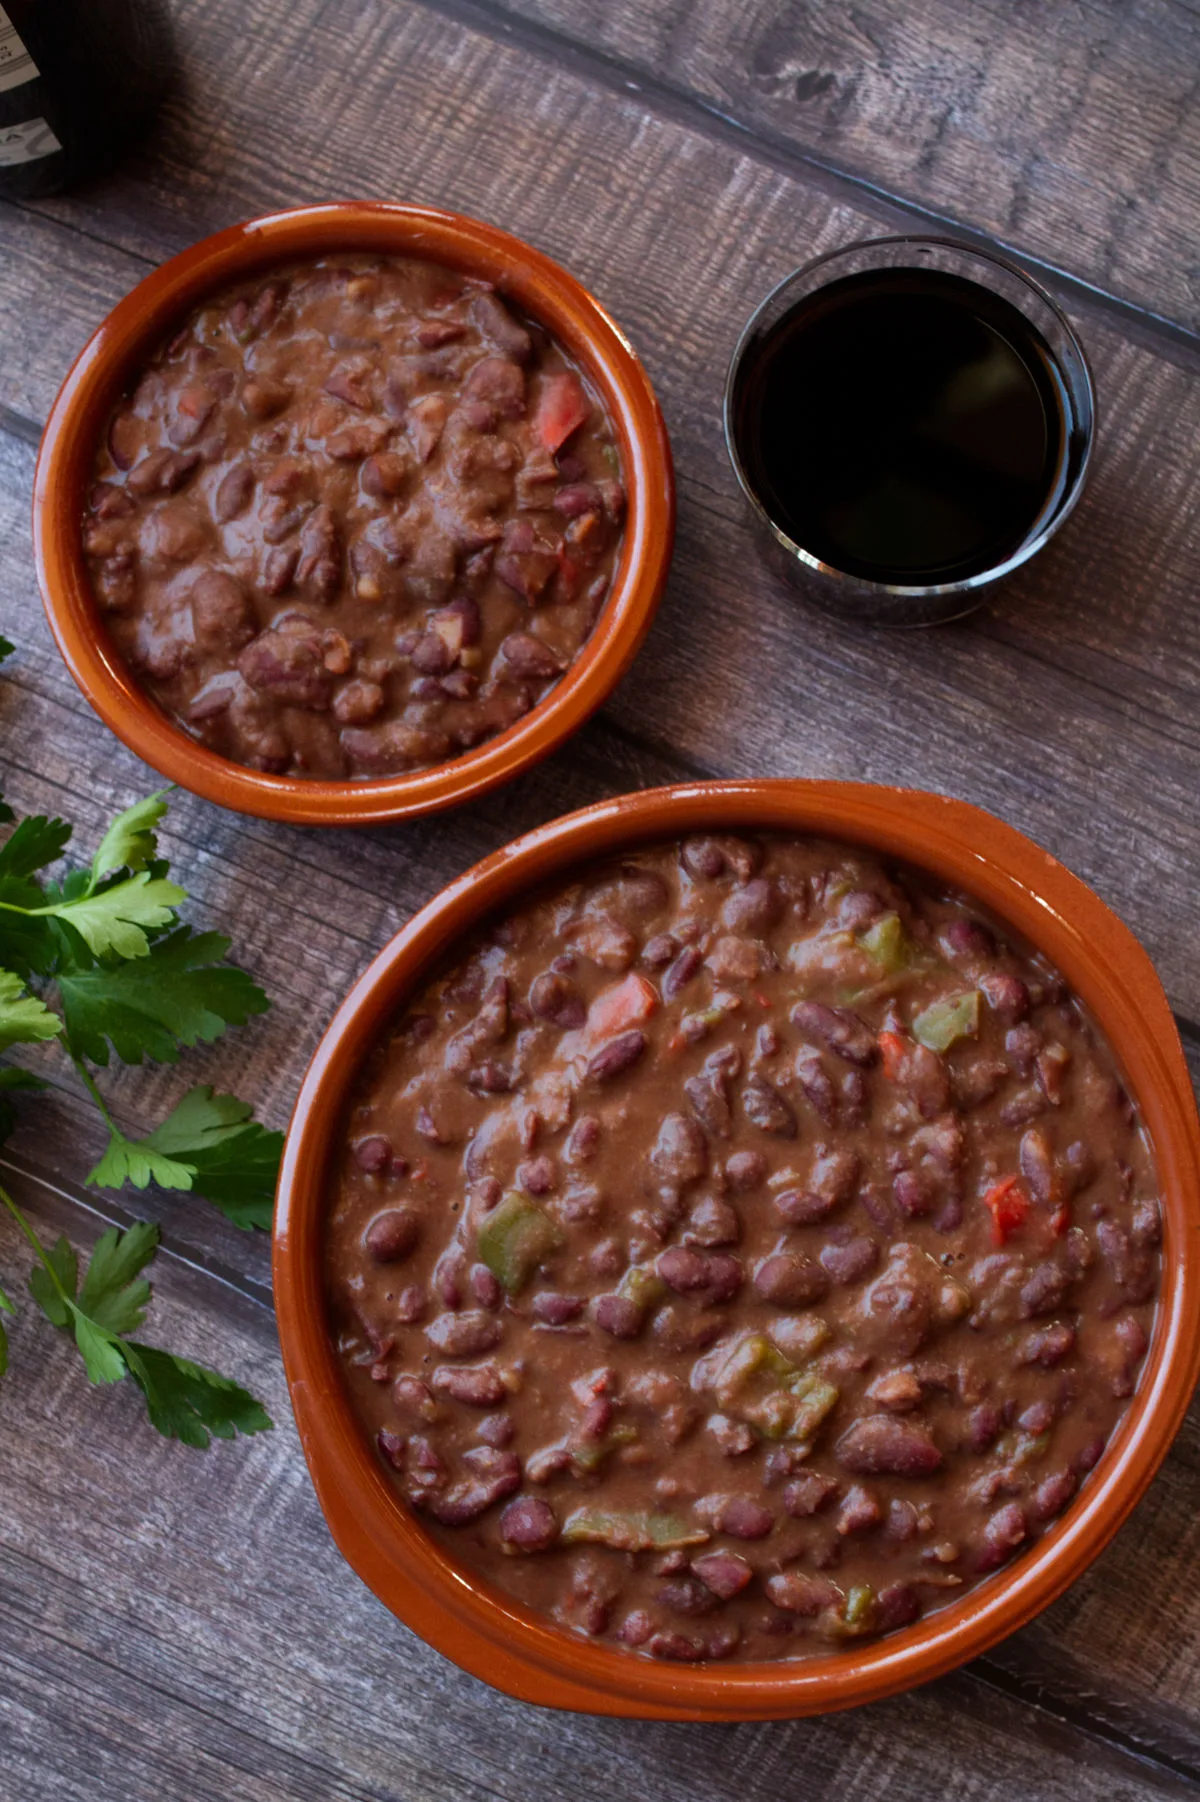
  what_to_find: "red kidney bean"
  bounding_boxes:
[866,1369,923,1412]
[392,1374,438,1422]
[794,1048,837,1126]
[1131,1197,1162,1246]
[424,1447,521,1525]
[836,1484,882,1535]
[705,1413,755,1456]
[752,1252,829,1307]
[650,1113,708,1186]
[775,1187,833,1226]
[353,1133,393,1173]
[425,1311,502,1357]
[469,1263,503,1309]
[791,1001,879,1066]
[975,1501,1027,1571]
[657,1576,718,1617]
[364,1207,421,1263]
[662,944,703,1000]
[781,1472,839,1517]
[705,1495,774,1539]
[477,1413,515,1447]
[587,1030,647,1082]
[394,1285,427,1325]
[1019,1261,1071,1318]
[741,1074,797,1138]
[819,1236,879,1284]
[982,972,1031,1021]
[683,1195,741,1247]
[721,878,782,934]
[966,1403,1001,1451]
[692,1551,753,1599]
[835,1416,942,1477]
[531,1292,585,1325]
[764,1572,840,1616]
[127,447,201,495]
[377,1429,406,1469]
[725,1150,767,1191]
[431,1363,507,1406]
[642,933,678,967]
[657,1247,743,1302]
[530,970,587,1029]
[874,1583,922,1632]
[1031,1470,1077,1521]
[592,1293,644,1339]
[517,1155,556,1195]
[499,1495,557,1550]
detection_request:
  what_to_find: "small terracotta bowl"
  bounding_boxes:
[33,202,674,826]
[274,780,1200,1718]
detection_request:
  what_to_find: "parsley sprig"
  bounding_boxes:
[0,640,277,1445]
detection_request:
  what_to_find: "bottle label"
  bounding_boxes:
[0,115,60,166]
[0,5,39,94]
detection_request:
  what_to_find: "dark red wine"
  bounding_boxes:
[731,266,1082,586]
[0,0,170,199]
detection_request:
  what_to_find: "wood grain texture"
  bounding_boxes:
[0,1167,1194,1802]
[3,0,1200,1791]
[461,0,1200,338]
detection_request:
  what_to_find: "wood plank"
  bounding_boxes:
[2,0,1200,1778]
[6,8,1200,1014]
[0,1167,1194,1802]
[460,0,1200,338]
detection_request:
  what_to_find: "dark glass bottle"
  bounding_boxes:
[0,0,170,199]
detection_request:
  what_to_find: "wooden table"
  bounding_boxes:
[4,2,1200,1795]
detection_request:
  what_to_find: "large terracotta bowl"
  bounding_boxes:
[273,780,1200,1717]
[33,202,674,826]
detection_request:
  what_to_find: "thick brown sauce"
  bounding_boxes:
[83,255,625,779]
[326,833,1160,1664]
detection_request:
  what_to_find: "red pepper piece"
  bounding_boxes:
[536,371,591,452]
[984,1176,1031,1246]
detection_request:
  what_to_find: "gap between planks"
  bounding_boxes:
[9,0,1200,386]
[410,0,1200,376]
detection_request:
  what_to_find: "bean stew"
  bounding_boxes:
[82,256,625,779]
[326,832,1161,1664]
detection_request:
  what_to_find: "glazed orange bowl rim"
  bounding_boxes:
[32,200,675,826]
[273,778,1200,1718]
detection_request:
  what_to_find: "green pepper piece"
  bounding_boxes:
[571,1424,639,1474]
[912,991,981,1053]
[857,911,912,974]
[699,1332,839,1442]
[618,1265,667,1310]
[843,1583,875,1629]
[476,1191,564,1294]
[561,1508,709,1552]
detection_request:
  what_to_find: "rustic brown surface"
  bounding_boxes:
[463,0,1200,338]
[2,0,1200,1794]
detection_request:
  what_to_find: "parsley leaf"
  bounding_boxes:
[78,1219,156,1335]
[87,1085,282,1229]
[58,927,269,1066]
[27,1234,77,1330]
[120,1341,273,1447]
[90,791,169,886]
[0,969,62,1053]
[0,636,12,661]
[44,871,186,960]
[22,1214,273,1447]
[0,814,72,881]
[0,875,57,977]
